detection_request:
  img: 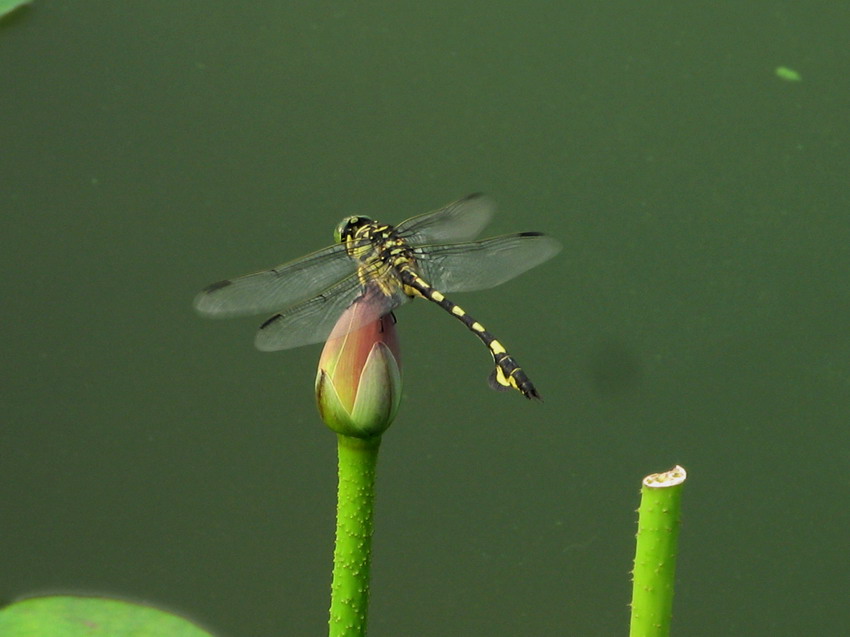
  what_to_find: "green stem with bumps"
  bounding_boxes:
[328,434,381,637]
[629,465,687,637]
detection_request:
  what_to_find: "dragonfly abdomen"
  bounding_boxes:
[398,267,541,400]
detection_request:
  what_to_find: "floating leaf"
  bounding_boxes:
[775,66,802,82]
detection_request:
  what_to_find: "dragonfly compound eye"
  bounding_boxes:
[334,216,373,243]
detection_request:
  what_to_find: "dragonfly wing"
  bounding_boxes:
[194,243,357,318]
[395,193,495,245]
[412,233,561,293]
[254,274,410,351]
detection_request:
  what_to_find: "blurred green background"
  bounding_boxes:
[2,2,848,635]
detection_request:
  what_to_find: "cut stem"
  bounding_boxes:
[629,465,687,637]
[328,434,381,637]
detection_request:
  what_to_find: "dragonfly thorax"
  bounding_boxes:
[338,217,415,274]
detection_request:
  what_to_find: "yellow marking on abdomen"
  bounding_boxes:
[451,306,466,317]
[489,339,507,355]
[493,366,509,386]
[429,290,445,302]
[471,322,485,332]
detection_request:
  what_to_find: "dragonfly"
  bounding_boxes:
[194,193,561,399]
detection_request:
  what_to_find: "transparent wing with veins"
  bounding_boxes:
[193,242,362,319]
[253,269,409,351]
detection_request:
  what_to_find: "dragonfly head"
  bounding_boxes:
[334,216,374,243]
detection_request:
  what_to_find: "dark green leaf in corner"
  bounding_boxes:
[0,0,32,19]
[0,595,214,637]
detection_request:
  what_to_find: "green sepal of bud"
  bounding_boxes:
[316,340,402,438]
